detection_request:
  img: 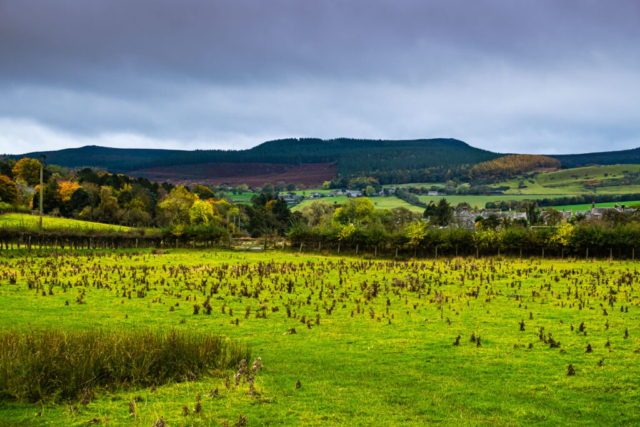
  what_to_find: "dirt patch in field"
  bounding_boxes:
[130,162,336,187]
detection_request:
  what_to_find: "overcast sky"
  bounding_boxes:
[1,0,640,155]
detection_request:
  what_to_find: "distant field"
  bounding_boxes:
[223,192,257,202]
[293,196,424,213]
[290,189,333,195]
[0,213,138,232]
[548,201,640,214]
[382,182,444,189]
[491,164,640,195]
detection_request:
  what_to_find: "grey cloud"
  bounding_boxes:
[1,0,640,154]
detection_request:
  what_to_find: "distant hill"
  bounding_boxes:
[550,147,640,168]
[9,139,640,186]
[6,145,189,172]
[9,138,501,185]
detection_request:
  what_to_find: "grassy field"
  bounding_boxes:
[0,249,638,426]
[382,183,444,189]
[0,213,137,232]
[491,164,640,195]
[290,190,333,195]
[292,196,424,213]
[222,192,257,203]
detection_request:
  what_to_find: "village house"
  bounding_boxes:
[278,194,298,206]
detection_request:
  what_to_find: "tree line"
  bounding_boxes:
[485,193,640,210]
[289,198,640,258]
[0,157,292,238]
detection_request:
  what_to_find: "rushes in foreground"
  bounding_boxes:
[0,328,250,403]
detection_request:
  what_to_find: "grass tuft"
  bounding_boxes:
[0,328,250,403]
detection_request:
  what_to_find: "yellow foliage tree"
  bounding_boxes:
[59,182,81,202]
[189,200,215,225]
[12,158,41,186]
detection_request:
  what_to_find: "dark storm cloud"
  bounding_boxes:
[1,0,640,153]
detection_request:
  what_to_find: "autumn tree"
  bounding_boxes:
[469,154,561,181]
[156,186,196,226]
[191,184,214,199]
[0,175,19,205]
[332,198,375,225]
[189,200,215,225]
[59,182,81,202]
[300,200,335,226]
[96,186,120,223]
[12,158,42,186]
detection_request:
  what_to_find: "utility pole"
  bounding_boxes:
[39,154,46,231]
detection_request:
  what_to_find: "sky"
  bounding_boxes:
[1,0,640,155]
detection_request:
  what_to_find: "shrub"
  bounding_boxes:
[0,328,250,402]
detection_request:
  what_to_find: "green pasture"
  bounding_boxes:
[491,164,640,195]
[290,190,333,195]
[0,249,638,426]
[222,192,257,202]
[548,201,640,214]
[382,183,444,189]
[536,165,640,187]
[0,213,137,232]
[292,196,424,213]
